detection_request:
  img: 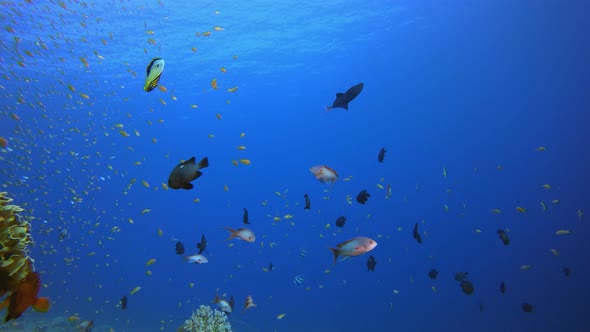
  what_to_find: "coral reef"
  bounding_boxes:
[179,305,232,332]
[0,192,34,297]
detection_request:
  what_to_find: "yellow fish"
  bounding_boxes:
[211,78,218,89]
[146,259,157,266]
[239,159,251,165]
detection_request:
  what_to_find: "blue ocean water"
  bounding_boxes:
[1,0,590,331]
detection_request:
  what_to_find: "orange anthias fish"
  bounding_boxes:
[224,227,256,242]
[244,295,256,311]
[329,237,378,266]
[0,271,50,322]
[309,165,339,185]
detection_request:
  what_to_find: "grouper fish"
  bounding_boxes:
[168,156,209,190]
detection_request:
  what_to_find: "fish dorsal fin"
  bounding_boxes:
[336,93,344,98]
[337,238,355,248]
[186,156,196,165]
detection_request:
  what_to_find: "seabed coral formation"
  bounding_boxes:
[179,305,232,332]
[0,191,34,297]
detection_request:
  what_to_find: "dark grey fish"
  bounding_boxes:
[497,228,510,245]
[460,280,474,295]
[229,295,235,312]
[121,295,128,310]
[197,234,207,254]
[356,190,370,204]
[366,255,376,272]
[335,216,347,227]
[413,223,422,244]
[563,267,571,277]
[326,83,364,111]
[522,302,533,313]
[378,148,386,163]
[268,263,274,271]
[303,193,310,210]
[243,208,250,224]
[175,241,185,255]
[499,281,506,294]
[428,269,438,279]
[454,272,468,282]
[59,228,69,241]
[168,156,209,190]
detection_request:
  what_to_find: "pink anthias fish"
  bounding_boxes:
[184,254,208,264]
[309,165,339,185]
[224,227,256,242]
[329,237,378,266]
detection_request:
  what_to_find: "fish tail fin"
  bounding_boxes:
[224,226,237,240]
[328,247,339,266]
[198,157,209,169]
[33,297,51,312]
[325,106,333,112]
[0,297,9,310]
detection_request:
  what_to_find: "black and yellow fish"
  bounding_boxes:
[144,58,165,92]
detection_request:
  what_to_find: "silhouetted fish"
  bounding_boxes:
[326,83,364,111]
[499,281,506,294]
[454,272,468,282]
[460,280,474,295]
[197,234,207,254]
[243,208,250,224]
[229,295,235,313]
[428,269,438,279]
[366,255,376,272]
[121,295,128,310]
[522,302,534,313]
[413,223,422,244]
[175,241,185,255]
[168,156,209,190]
[497,229,510,245]
[303,193,310,210]
[335,216,347,227]
[356,190,370,204]
[378,148,386,163]
[563,267,571,277]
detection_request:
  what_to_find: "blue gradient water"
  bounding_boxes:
[1,0,589,331]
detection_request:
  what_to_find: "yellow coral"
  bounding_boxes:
[0,192,34,296]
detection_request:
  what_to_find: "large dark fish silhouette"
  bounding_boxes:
[327,83,364,111]
[168,156,209,190]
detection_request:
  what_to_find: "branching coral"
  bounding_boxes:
[180,305,232,332]
[0,192,34,296]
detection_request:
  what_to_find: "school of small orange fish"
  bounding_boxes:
[0,1,586,331]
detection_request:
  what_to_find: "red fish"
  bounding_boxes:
[244,295,256,311]
[309,165,339,185]
[328,237,378,266]
[0,271,50,322]
[224,227,255,242]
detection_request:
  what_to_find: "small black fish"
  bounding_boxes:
[563,267,571,277]
[326,83,364,111]
[428,269,438,279]
[168,156,209,190]
[460,280,474,295]
[356,190,370,204]
[121,295,128,310]
[303,193,310,210]
[499,281,506,294]
[367,255,377,272]
[229,295,235,312]
[366,255,376,272]
[497,228,510,245]
[175,241,185,255]
[522,302,534,313]
[268,263,274,272]
[413,223,422,244]
[335,216,347,227]
[454,272,468,282]
[197,234,207,255]
[243,208,250,224]
[378,148,386,163]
